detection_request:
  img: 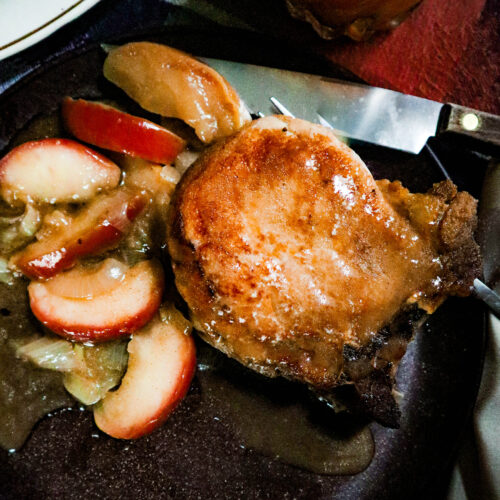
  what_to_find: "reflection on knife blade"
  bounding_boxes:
[202,57,442,153]
[202,57,500,155]
[474,279,500,318]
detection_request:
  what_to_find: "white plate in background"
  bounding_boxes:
[0,0,101,61]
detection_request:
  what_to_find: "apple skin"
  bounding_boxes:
[93,308,196,439]
[28,259,165,343]
[0,138,121,205]
[16,223,121,281]
[11,189,147,280]
[62,98,186,164]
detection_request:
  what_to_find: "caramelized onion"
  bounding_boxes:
[160,165,181,185]
[15,334,129,406]
[15,336,80,372]
[63,341,128,405]
[174,150,200,175]
[0,203,41,254]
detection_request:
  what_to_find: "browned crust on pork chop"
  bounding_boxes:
[167,116,481,390]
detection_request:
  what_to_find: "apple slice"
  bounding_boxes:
[62,98,186,164]
[0,138,120,206]
[93,307,196,439]
[11,188,147,279]
[28,259,164,342]
[103,42,251,143]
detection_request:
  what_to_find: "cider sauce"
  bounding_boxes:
[0,277,73,451]
[196,342,374,475]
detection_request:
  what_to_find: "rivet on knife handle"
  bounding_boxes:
[438,103,500,149]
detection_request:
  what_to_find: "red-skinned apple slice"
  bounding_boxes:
[28,259,164,342]
[93,307,196,439]
[0,138,120,205]
[62,98,186,164]
[11,188,147,279]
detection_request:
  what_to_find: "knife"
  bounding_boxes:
[201,58,500,155]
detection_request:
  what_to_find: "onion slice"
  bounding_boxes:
[16,336,80,372]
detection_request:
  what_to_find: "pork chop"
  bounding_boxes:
[167,116,481,423]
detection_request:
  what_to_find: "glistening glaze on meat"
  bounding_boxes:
[167,116,480,392]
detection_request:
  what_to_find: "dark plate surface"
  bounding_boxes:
[0,28,487,500]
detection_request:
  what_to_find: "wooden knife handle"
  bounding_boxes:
[438,103,500,150]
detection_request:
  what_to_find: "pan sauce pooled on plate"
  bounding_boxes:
[167,115,481,426]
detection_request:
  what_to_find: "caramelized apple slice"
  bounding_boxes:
[0,138,120,205]
[10,188,147,279]
[93,307,196,439]
[103,42,251,143]
[28,259,164,342]
[62,98,186,164]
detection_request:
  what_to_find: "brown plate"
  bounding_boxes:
[0,29,487,499]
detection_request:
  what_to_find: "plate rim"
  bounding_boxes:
[0,0,101,62]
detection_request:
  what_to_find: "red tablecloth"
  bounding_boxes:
[320,0,499,113]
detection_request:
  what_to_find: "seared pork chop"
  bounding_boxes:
[167,116,481,424]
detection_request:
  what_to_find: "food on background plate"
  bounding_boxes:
[167,115,481,426]
[0,41,481,453]
[286,0,422,41]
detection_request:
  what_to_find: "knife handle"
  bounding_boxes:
[437,103,500,151]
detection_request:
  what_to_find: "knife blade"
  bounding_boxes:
[201,58,500,154]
